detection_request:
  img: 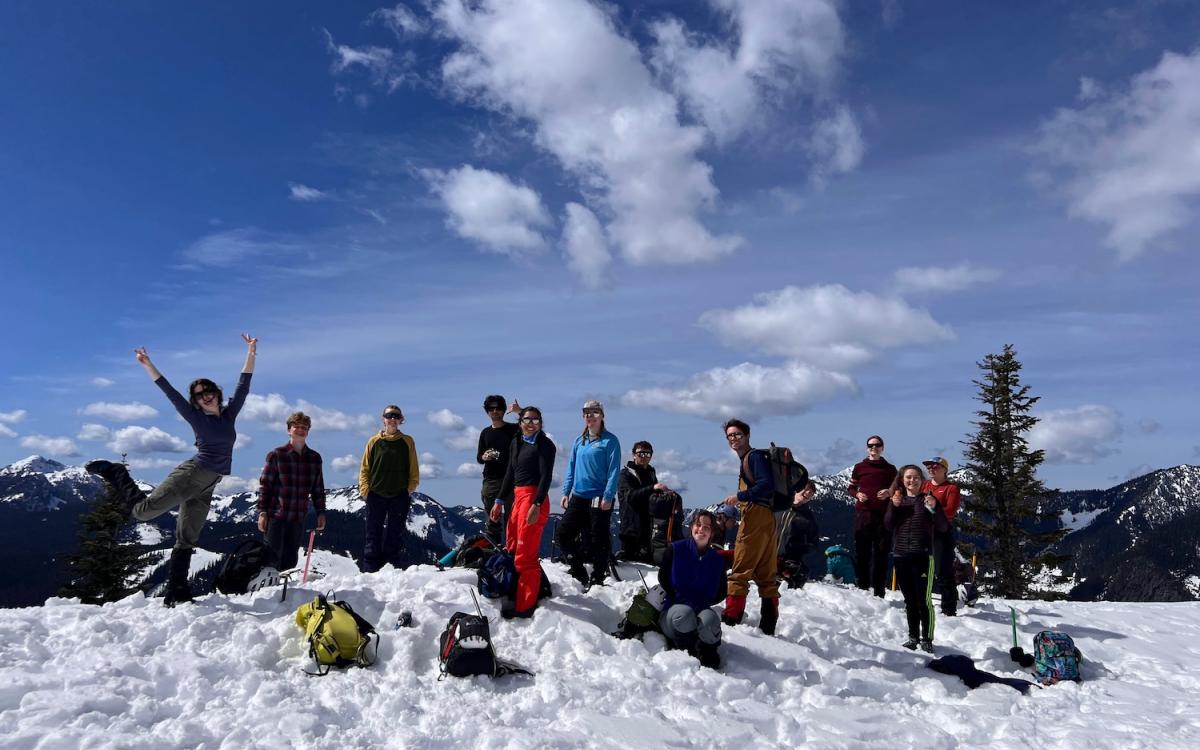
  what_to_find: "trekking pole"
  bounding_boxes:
[470,586,485,618]
[1010,606,1019,648]
[301,530,317,584]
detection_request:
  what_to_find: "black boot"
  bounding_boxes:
[695,641,722,669]
[85,460,146,511]
[163,548,194,608]
[759,597,779,636]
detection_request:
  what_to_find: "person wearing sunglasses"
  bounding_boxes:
[476,394,521,545]
[85,333,257,607]
[493,406,556,618]
[616,441,670,564]
[357,405,419,573]
[720,418,781,635]
[559,400,622,588]
[848,435,898,598]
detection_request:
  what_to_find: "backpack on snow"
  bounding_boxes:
[741,444,810,512]
[612,584,666,640]
[477,550,553,601]
[438,595,534,680]
[439,533,499,570]
[824,544,857,585]
[215,538,277,595]
[294,595,379,676]
[1032,630,1082,685]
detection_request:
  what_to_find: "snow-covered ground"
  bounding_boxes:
[2,554,1199,749]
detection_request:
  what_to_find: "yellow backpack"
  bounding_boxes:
[294,595,378,676]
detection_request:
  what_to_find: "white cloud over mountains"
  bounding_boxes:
[19,435,80,457]
[107,426,189,455]
[1034,47,1200,259]
[1030,404,1122,464]
[77,423,110,441]
[81,402,159,421]
[332,454,359,473]
[242,394,375,433]
[425,166,551,256]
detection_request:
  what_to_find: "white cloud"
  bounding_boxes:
[653,449,703,472]
[81,402,159,421]
[426,166,551,256]
[0,424,15,438]
[562,203,612,289]
[432,0,741,265]
[419,451,444,480]
[445,425,482,451]
[91,377,115,388]
[704,456,740,475]
[699,284,954,369]
[288,183,327,202]
[372,4,427,37]
[181,227,301,268]
[656,470,689,493]
[217,475,259,495]
[77,423,111,442]
[107,426,190,455]
[1032,48,1200,259]
[649,0,849,144]
[332,454,359,473]
[427,408,467,431]
[241,393,376,433]
[1137,418,1161,435]
[807,105,865,184]
[622,361,856,421]
[0,410,28,424]
[893,263,1002,293]
[325,30,414,93]
[795,437,860,475]
[127,457,178,470]
[235,433,252,449]
[19,435,81,457]
[1030,405,1122,464]
[456,462,482,478]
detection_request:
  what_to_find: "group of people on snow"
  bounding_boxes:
[84,337,964,665]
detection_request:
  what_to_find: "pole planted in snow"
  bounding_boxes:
[301,530,317,583]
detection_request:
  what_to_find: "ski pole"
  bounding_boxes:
[1010,606,1018,648]
[301,530,317,584]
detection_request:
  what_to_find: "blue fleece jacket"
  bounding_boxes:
[561,430,621,501]
[736,449,774,505]
[661,537,727,612]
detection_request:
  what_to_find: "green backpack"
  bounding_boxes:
[612,584,666,639]
[294,595,379,676]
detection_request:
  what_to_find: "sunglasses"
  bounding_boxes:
[383,412,403,420]
[520,417,542,424]
[191,388,218,400]
[867,443,883,449]
[725,432,745,441]
[582,410,603,417]
[485,406,504,413]
[634,451,652,457]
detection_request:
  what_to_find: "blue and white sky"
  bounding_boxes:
[2,1,1198,504]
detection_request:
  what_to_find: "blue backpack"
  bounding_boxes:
[478,551,517,599]
[1032,630,1082,685]
[825,544,856,585]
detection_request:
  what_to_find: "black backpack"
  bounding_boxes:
[742,444,809,512]
[437,609,533,680]
[648,490,684,564]
[214,539,274,595]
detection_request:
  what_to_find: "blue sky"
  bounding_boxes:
[2,0,1197,504]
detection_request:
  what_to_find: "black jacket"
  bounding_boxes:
[777,503,819,562]
[617,462,657,541]
[884,493,948,557]
[497,432,557,505]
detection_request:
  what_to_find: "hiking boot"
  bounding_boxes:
[759,597,779,636]
[721,594,746,626]
[566,563,589,587]
[500,606,533,620]
[695,641,721,669]
[902,637,919,650]
[919,639,934,653]
[587,573,606,589]
[163,548,194,608]
[86,460,146,511]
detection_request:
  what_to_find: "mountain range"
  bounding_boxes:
[2,455,1196,607]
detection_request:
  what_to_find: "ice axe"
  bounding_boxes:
[301,529,317,584]
[1009,606,1034,667]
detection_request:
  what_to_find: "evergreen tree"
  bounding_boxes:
[60,484,153,604]
[958,344,1067,599]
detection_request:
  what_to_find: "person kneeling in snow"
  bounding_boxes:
[657,509,728,668]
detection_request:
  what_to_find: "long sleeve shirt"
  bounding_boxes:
[497,432,557,505]
[884,493,949,557]
[258,443,326,521]
[561,430,621,501]
[477,422,520,480]
[358,431,419,498]
[848,458,898,513]
[155,372,251,476]
[736,449,774,505]
[922,479,962,524]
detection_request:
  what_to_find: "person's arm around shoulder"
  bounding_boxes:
[358,434,377,499]
[405,433,419,493]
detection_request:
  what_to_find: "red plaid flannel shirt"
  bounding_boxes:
[258,443,326,521]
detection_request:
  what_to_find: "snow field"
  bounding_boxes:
[1,549,1199,749]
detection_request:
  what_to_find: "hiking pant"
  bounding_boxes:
[265,518,304,571]
[131,459,221,551]
[933,525,958,615]
[894,554,935,641]
[559,495,613,582]
[661,604,721,647]
[481,476,509,545]
[507,485,550,613]
[363,491,410,572]
[728,502,779,599]
[854,510,891,598]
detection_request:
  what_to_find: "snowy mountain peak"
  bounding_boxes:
[0,456,103,512]
[2,455,69,476]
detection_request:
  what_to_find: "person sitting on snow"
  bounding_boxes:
[657,509,728,668]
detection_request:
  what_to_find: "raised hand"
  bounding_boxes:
[134,347,151,365]
[241,333,258,353]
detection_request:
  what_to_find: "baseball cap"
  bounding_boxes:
[582,399,605,415]
[923,456,950,471]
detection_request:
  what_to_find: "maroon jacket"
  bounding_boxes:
[847,458,898,514]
